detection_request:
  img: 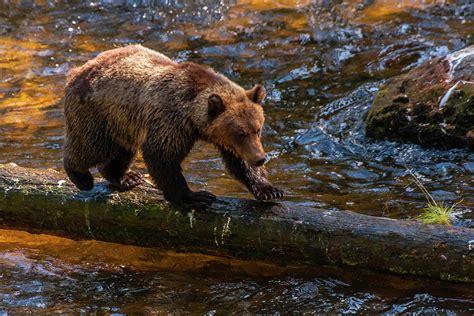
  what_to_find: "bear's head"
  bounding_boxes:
[205,84,267,166]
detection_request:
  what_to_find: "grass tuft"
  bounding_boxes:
[407,169,460,225]
[418,202,456,225]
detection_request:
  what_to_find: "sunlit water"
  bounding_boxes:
[1,229,473,314]
[0,0,473,313]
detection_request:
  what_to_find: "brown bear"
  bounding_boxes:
[64,45,283,208]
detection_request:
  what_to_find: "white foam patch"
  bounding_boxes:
[439,46,474,109]
[439,81,460,109]
[446,46,474,79]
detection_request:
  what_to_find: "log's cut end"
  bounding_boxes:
[0,163,473,282]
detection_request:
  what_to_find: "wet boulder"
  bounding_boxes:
[365,45,474,150]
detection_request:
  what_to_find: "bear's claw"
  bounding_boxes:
[253,184,284,201]
[110,170,143,190]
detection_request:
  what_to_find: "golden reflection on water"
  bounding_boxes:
[181,1,311,46]
[0,37,59,130]
[360,0,453,23]
[239,0,311,10]
[0,229,299,277]
[73,34,108,53]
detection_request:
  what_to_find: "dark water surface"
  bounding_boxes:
[0,0,473,313]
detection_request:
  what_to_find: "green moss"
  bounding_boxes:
[443,85,474,118]
[389,266,409,275]
[440,273,473,283]
[341,258,359,267]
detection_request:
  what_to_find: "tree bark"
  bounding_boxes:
[0,163,472,282]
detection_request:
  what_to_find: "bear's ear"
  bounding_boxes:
[208,94,225,119]
[246,84,266,104]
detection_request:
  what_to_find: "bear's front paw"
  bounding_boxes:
[253,184,284,201]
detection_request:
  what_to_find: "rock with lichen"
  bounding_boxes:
[365,45,474,150]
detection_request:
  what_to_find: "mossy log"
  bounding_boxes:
[0,163,473,282]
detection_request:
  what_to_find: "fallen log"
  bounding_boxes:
[0,163,472,282]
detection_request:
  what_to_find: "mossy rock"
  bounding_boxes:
[365,45,474,150]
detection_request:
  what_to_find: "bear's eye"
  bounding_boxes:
[238,131,249,139]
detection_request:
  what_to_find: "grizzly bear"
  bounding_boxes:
[64,45,283,208]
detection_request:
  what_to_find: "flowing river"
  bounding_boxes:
[0,0,473,313]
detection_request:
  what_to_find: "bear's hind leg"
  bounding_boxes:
[64,157,94,191]
[98,147,142,190]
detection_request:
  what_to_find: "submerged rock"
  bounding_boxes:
[365,45,473,150]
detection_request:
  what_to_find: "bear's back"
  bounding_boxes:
[66,45,176,101]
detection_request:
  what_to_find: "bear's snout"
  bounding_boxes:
[244,141,266,167]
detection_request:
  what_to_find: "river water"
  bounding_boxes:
[0,0,473,313]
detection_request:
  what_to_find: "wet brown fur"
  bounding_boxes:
[64,45,283,206]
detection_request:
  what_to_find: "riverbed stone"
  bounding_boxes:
[365,45,474,150]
